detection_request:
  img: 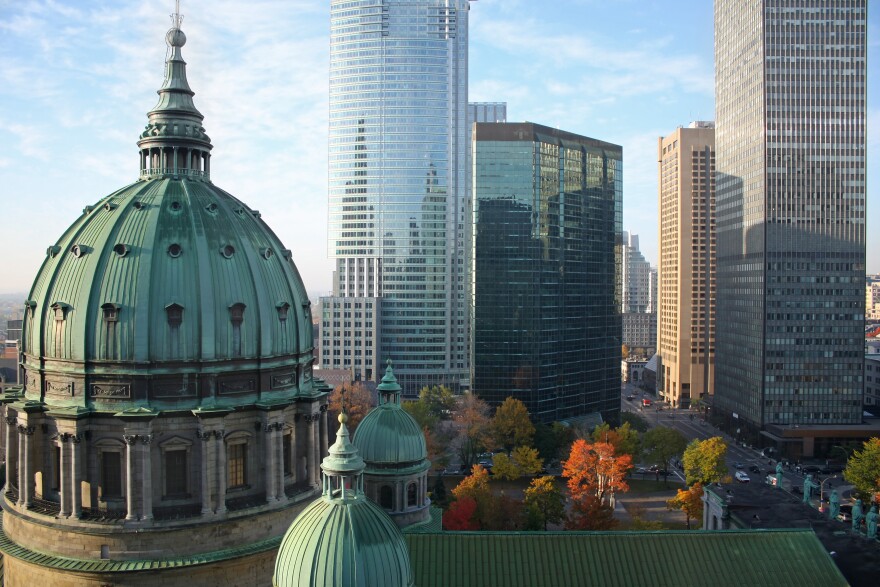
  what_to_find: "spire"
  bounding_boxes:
[377,359,402,407]
[137,1,213,181]
[320,411,366,500]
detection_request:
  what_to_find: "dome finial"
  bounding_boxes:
[137,0,213,181]
[377,358,402,406]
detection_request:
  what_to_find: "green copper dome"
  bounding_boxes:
[352,362,428,467]
[274,413,414,587]
[18,14,316,411]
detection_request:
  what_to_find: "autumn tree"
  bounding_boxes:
[419,385,456,420]
[563,440,632,510]
[591,422,640,458]
[491,446,543,481]
[491,397,535,454]
[442,496,479,530]
[682,437,728,485]
[566,494,617,530]
[524,476,565,531]
[667,482,704,529]
[622,344,630,359]
[423,425,449,472]
[431,475,449,509]
[843,437,880,504]
[452,464,493,527]
[328,382,375,432]
[642,426,688,484]
[452,393,493,470]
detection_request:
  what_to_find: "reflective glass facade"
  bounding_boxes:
[471,123,622,424]
[327,0,470,391]
[714,0,866,428]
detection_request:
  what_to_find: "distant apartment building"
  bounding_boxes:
[318,295,380,382]
[714,1,867,453]
[866,355,880,408]
[657,122,716,408]
[867,276,880,320]
[621,232,657,353]
[471,122,622,424]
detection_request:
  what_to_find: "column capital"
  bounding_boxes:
[17,425,34,436]
[123,434,139,445]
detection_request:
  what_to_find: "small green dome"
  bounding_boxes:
[273,496,414,587]
[352,362,427,466]
[274,406,414,587]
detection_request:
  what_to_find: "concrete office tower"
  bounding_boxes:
[714,1,867,445]
[322,0,471,390]
[657,122,716,408]
[471,122,622,424]
[621,232,657,354]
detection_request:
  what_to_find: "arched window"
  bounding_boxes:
[407,482,417,507]
[379,485,393,510]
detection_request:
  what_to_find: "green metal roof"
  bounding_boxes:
[353,362,427,466]
[404,530,848,587]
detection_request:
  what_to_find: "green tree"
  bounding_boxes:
[534,421,574,463]
[490,453,520,481]
[431,475,449,509]
[667,482,704,529]
[418,384,456,421]
[402,400,438,431]
[843,437,880,505]
[591,422,640,458]
[642,427,688,484]
[491,397,535,454]
[492,446,544,480]
[524,476,565,531]
[682,437,728,485]
[621,412,650,433]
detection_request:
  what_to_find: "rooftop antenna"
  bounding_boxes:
[171,0,183,30]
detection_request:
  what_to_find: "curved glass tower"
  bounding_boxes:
[322,0,469,391]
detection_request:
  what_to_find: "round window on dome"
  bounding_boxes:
[262,247,273,260]
[221,245,235,258]
[206,202,218,214]
[70,244,87,258]
[168,243,183,258]
[170,201,182,212]
[113,243,129,257]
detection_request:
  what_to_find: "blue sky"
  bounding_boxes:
[0,0,877,298]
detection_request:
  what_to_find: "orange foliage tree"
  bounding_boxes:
[667,482,704,529]
[562,440,632,530]
[328,382,375,432]
[442,496,479,530]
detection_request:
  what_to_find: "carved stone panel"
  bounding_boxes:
[45,380,74,397]
[90,383,131,399]
[218,378,256,396]
[270,372,296,391]
[153,380,197,399]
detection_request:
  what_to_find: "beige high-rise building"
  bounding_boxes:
[657,122,716,408]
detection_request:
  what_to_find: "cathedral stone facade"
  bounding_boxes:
[0,10,327,586]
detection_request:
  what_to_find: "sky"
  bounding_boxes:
[0,0,877,300]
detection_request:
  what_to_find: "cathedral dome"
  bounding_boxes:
[19,11,315,411]
[274,414,414,587]
[353,361,427,466]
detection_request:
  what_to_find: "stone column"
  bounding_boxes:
[59,434,71,517]
[5,415,17,491]
[70,435,82,518]
[275,424,285,500]
[124,434,138,520]
[264,421,277,503]
[198,431,212,515]
[141,435,153,521]
[319,405,329,458]
[215,430,227,515]
[295,415,306,484]
[18,425,34,507]
[306,414,317,487]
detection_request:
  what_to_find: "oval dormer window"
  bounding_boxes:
[221,245,235,259]
[168,243,182,258]
[113,243,129,257]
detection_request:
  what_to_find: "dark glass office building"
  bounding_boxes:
[470,123,622,424]
[714,0,867,439]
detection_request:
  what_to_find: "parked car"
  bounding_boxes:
[801,465,821,474]
[734,462,745,469]
[735,471,750,483]
[749,465,761,474]
[626,395,634,401]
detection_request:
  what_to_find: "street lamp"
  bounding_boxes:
[819,475,837,511]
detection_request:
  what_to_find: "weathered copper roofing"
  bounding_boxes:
[273,414,414,587]
[352,361,428,467]
[19,9,316,412]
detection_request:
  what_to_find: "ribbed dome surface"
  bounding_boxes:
[353,405,427,465]
[17,18,316,411]
[273,496,414,587]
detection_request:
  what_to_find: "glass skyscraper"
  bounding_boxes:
[471,123,622,424]
[322,0,470,390]
[714,1,867,437]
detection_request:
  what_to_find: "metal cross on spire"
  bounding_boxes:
[171,0,184,29]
